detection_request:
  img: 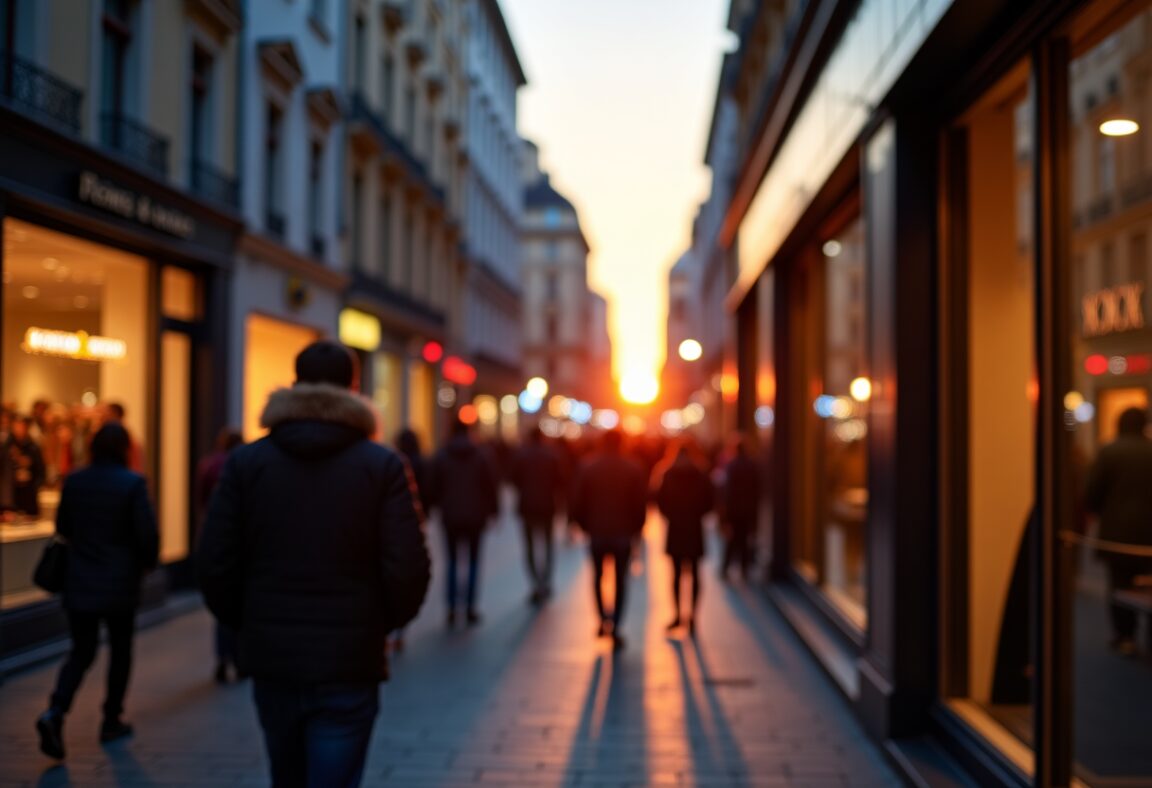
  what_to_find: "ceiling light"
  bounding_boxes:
[22,285,39,299]
[42,257,59,270]
[1100,119,1139,137]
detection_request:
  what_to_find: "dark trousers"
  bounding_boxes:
[444,526,482,613]
[590,539,632,626]
[50,608,135,719]
[521,516,554,592]
[1108,555,1150,640]
[671,557,700,618]
[216,622,239,665]
[253,679,379,788]
[722,519,755,578]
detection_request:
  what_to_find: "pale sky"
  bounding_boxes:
[501,0,733,386]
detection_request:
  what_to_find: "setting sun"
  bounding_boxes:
[619,370,660,405]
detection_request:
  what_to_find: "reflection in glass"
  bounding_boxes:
[1068,6,1152,783]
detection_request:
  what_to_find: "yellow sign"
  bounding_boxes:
[339,308,381,351]
[1083,282,1145,338]
[23,328,127,361]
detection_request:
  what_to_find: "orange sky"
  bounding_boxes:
[502,0,733,385]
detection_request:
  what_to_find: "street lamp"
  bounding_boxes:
[678,339,703,362]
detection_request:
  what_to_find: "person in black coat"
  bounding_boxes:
[8,415,45,517]
[654,442,714,634]
[428,417,500,626]
[569,429,647,650]
[720,434,761,581]
[197,341,430,788]
[36,423,159,761]
[510,427,565,604]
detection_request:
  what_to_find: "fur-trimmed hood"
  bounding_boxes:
[259,384,380,459]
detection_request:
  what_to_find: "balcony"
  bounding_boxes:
[266,210,285,239]
[348,92,446,206]
[101,113,169,176]
[190,159,239,208]
[0,51,83,134]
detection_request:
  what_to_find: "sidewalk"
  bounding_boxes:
[0,508,902,787]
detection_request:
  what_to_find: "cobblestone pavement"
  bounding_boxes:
[0,505,902,787]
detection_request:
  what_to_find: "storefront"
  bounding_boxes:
[732,0,1152,784]
[0,115,239,664]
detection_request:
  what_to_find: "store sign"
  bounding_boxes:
[77,171,195,239]
[339,308,381,351]
[442,356,477,386]
[22,327,127,361]
[1082,282,1145,338]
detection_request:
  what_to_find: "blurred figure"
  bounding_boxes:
[0,409,16,512]
[720,434,761,581]
[9,416,45,517]
[101,402,142,472]
[36,423,159,761]
[391,427,431,651]
[1085,406,1152,656]
[198,341,430,787]
[429,417,500,626]
[510,427,565,604]
[569,429,647,650]
[654,441,714,635]
[195,427,245,683]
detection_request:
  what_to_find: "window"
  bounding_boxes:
[353,15,365,93]
[351,171,364,267]
[189,46,213,173]
[1129,232,1147,285]
[405,83,416,141]
[379,190,392,280]
[545,272,558,301]
[308,141,324,256]
[381,54,394,119]
[101,0,133,141]
[546,313,558,343]
[1101,241,1115,288]
[545,240,558,260]
[264,105,284,236]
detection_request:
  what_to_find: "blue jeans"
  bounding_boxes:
[252,679,379,788]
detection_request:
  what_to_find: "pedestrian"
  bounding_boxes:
[100,402,142,471]
[35,423,159,761]
[719,433,761,581]
[390,426,431,651]
[654,440,714,635]
[428,417,500,626]
[569,428,647,651]
[510,426,565,604]
[1084,406,1152,656]
[194,426,245,683]
[8,415,45,517]
[197,340,430,787]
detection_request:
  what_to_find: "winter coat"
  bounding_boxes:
[429,435,500,534]
[510,441,564,520]
[1085,434,1152,549]
[9,436,45,516]
[656,456,714,560]
[570,450,647,546]
[56,462,159,613]
[722,453,761,527]
[196,383,431,684]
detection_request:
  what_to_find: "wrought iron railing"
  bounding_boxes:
[349,92,446,205]
[190,159,239,208]
[101,113,169,176]
[0,51,83,133]
[266,210,286,239]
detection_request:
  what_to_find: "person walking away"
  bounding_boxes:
[428,417,500,626]
[1084,406,1152,656]
[569,429,647,650]
[654,441,714,635]
[195,427,245,682]
[390,426,431,651]
[510,427,565,604]
[35,423,159,760]
[197,341,430,787]
[720,434,761,581]
[8,416,46,517]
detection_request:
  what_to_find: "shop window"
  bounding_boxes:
[407,360,434,450]
[373,352,403,444]
[243,315,318,442]
[944,61,1037,765]
[159,332,190,563]
[1067,4,1152,783]
[1,218,150,608]
[162,266,199,321]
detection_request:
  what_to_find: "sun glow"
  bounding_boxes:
[619,370,659,405]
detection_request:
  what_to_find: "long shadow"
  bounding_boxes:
[562,651,648,785]
[717,579,789,667]
[670,637,751,784]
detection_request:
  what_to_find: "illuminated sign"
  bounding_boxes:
[23,328,127,361]
[338,308,381,351]
[77,171,195,239]
[1083,282,1145,338]
[442,356,477,386]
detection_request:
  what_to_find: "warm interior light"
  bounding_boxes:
[526,376,549,399]
[1100,119,1139,137]
[619,370,659,405]
[678,339,703,362]
[23,328,126,361]
[849,376,872,402]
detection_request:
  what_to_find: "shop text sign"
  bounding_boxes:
[77,171,195,239]
[22,327,127,361]
[1082,282,1145,338]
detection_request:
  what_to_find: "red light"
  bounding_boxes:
[1126,354,1152,375]
[1085,354,1108,376]
[458,404,478,425]
[422,341,444,363]
[442,356,477,386]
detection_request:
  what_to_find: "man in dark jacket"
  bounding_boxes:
[720,434,761,581]
[1085,406,1152,655]
[510,427,564,604]
[569,429,647,650]
[197,341,430,787]
[428,418,499,625]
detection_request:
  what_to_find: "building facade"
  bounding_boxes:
[712,0,1152,784]
[0,0,243,661]
[461,0,524,403]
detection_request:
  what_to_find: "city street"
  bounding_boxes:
[0,506,900,787]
